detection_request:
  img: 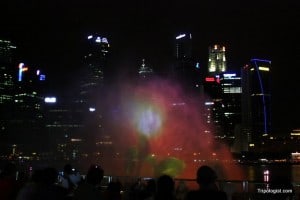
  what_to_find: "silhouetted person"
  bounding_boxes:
[59,164,81,194]
[143,179,156,200]
[154,175,176,200]
[128,178,146,200]
[17,167,67,200]
[105,181,122,200]
[185,165,227,200]
[175,180,188,200]
[0,162,18,200]
[73,164,104,200]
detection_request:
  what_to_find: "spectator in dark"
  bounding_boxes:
[175,180,188,200]
[73,164,104,200]
[154,175,176,200]
[143,179,156,200]
[105,180,122,200]
[17,167,68,200]
[185,165,227,200]
[0,162,18,200]
[16,169,44,200]
[59,164,82,193]
[128,178,146,200]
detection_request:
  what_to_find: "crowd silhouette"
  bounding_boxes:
[0,162,295,200]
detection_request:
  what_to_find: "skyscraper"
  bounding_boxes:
[0,39,16,104]
[172,33,200,93]
[175,33,192,60]
[219,72,242,146]
[77,34,110,156]
[208,45,227,75]
[4,62,47,154]
[242,59,271,149]
[0,39,16,153]
[80,34,109,106]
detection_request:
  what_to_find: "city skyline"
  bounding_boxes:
[1,0,299,135]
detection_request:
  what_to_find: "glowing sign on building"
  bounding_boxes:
[205,101,214,106]
[223,73,236,78]
[18,63,26,81]
[205,77,215,82]
[39,74,46,81]
[102,38,108,43]
[96,37,101,43]
[89,107,96,112]
[176,34,186,40]
[258,66,270,71]
[44,97,57,103]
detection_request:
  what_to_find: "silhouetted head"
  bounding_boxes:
[157,175,175,195]
[86,164,104,186]
[42,167,59,185]
[0,162,17,178]
[196,165,217,186]
[146,178,156,194]
[63,164,73,174]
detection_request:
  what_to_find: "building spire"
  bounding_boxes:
[138,58,153,78]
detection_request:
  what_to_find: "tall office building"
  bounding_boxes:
[203,76,223,136]
[1,60,48,155]
[80,34,109,107]
[242,59,271,149]
[0,39,16,153]
[77,34,110,156]
[172,33,201,93]
[219,72,242,146]
[0,39,16,104]
[208,45,227,75]
[203,72,243,147]
[44,96,85,161]
[175,33,192,60]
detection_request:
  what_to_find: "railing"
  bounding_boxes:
[102,176,299,200]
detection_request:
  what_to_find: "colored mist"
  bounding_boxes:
[94,78,244,180]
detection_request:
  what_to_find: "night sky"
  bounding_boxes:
[1,0,300,135]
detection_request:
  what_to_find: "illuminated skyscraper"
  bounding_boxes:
[175,33,192,60]
[219,72,242,146]
[1,61,47,154]
[76,34,110,156]
[208,45,227,75]
[0,39,16,104]
[0,39,16,153]
[172,33,200,93]
[80,34,109,107]
[242,59,271,149]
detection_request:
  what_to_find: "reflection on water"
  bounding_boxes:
[292,165,300,182]
[240,164,300,183]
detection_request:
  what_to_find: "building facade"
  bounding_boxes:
[208,45,227,75]
[242,59,271,150]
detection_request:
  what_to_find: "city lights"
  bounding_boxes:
[258,66,270,71]
[89,107,96,112]
[44,97,57,103]
[175,34,186,39]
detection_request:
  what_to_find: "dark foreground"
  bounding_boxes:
[0,162,298,200]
